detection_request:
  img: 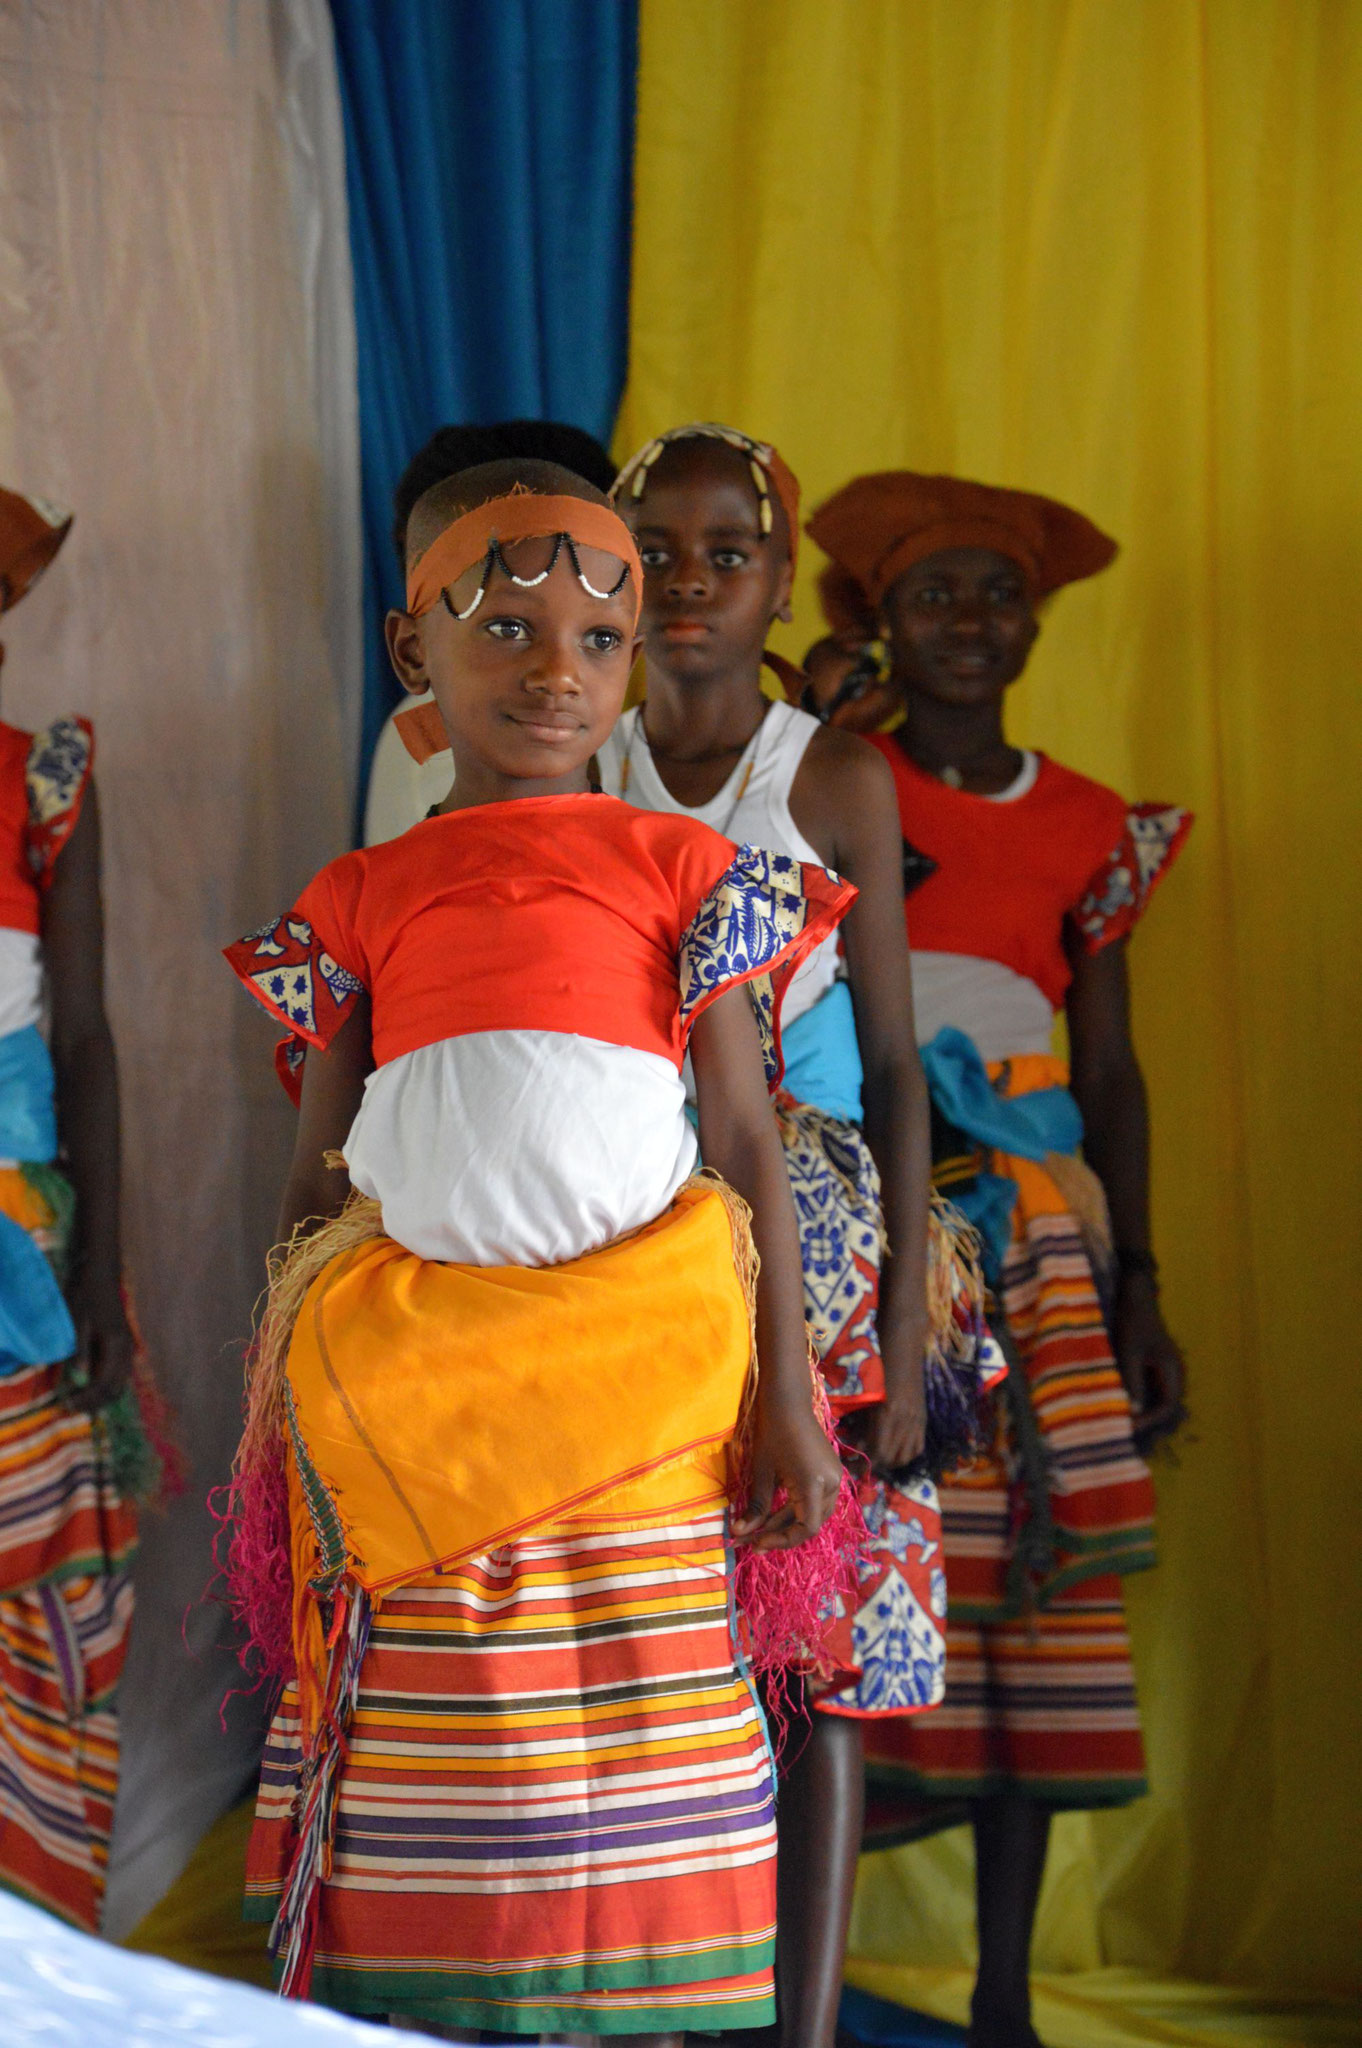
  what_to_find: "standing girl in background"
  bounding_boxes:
[807,471,1191,2048]
[605,427,991,2048]
[225,459,853,2039]
[0,488,162,1930]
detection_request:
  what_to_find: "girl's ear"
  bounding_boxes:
[385,609,430,693]
[773,555,795,627]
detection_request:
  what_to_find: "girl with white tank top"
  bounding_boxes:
[607,422,997,2048]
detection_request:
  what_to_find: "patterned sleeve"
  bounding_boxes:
[1071,803,1194,952]
[24,715,94,886]
[678,843,856,1089]
[223,874,367,1106]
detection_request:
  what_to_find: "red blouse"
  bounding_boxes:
[228,794,855,1103]
[0,717,94,936]
[872,737,1192,1008]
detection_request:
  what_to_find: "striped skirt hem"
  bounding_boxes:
[246,1501,778,2032]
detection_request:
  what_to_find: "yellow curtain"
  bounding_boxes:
[622,0,1362,2016]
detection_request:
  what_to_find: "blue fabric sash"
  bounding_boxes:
[781,980,864,1124]
[0,1025,59,1164]
[0,1209,75,1372]
[0,1025,74,1371]
[919,1027,1084,1279]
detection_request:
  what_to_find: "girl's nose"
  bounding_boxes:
[665,552,710,599]
[523,641,582,696]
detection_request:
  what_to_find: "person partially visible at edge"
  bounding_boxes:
[805,469,1192,2048]
[222,458,856,2039]
[602,426,997,2048]
[0,489,167,1931]
[363,419,617,842]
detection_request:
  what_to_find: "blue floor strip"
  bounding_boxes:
[840,1984,969,2046]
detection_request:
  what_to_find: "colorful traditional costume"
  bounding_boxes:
[0,488,164,1929]
[225,503,857,2028]
[806,472,1192,1837]
[0,713,141,1928]
[606,427,996,1736]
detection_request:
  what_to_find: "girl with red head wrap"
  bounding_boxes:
[807,470,1192,2048]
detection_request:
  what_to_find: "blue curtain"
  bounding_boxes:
[328,0,639,796]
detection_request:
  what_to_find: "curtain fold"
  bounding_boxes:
[622,0,1360,2003]
[327,0,639,789]
[0,0,357,1937]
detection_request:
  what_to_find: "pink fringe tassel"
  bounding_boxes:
[732,1465,866,1678]
[210,1385,297,1690]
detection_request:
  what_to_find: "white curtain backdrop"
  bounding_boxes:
[0,0,362,1934]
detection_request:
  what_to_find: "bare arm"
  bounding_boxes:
[276,994,374,1246]
[794,729,932,1470]
[691,984,843,1549]
[42,782,131,1407]
[1065,932,1184,1444]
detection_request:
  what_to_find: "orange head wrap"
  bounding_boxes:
[0,488,72,615]
[406,490,644,627]
[612,423,802,572]
[806,472,1117,632]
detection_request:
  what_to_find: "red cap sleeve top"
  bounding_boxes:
[870,740,1192,1060]
[227,794,853,1267]
[0,716,94,1041]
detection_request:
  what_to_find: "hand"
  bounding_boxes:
[64,1277,135,1412]
[841,1334,927,1475]
[1113,1274,1185,1450]
[801,633,898,735]
[732,1394,844,1551]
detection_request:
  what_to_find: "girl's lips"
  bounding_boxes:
[510,715,582,743]
[659,619,711,640]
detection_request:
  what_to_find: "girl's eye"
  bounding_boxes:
[713,550,748,570]
[639,547,669,570]
[917,587,951,608]
[485,618,530,642]
[989,583,1025,605]
[585,628,624,654]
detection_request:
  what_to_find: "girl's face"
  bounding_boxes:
[387,542,638,793]
[626,443,793,686]
[882,548,1039,708]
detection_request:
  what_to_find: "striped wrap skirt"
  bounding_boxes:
[863,1081,1157,1840]
[246,1496,777,2033]
[0,1166,138,1929]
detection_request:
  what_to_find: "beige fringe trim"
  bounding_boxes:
[236,1195,387,1488]
[926,1190,987,1370]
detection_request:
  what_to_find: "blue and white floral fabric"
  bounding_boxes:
[679,842,845,1089]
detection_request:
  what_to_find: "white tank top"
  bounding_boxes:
[598,701,842,1027]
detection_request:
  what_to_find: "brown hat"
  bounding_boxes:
[0,488,72,614]
[806,471,1116,631]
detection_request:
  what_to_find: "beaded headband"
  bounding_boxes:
[611,423,801,571]
[406,491,644,626]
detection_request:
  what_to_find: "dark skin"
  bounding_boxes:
[624,440,933,2048]
[283,494,845,2048]
[39,779,134,1409]
[862,545,1185,2048]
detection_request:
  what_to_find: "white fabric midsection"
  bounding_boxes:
[911,950,1055,1061]
[345,1028,698,1268]
[0,930,43,1038]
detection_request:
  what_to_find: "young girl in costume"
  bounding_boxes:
[0,488,160,1929]
[365,418,619,844]
[224,458,857,2040]
[806,471,1191,2048]
[602,427,994,2048]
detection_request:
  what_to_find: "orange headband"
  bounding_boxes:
[406,492,643,626]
